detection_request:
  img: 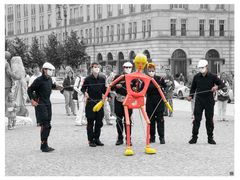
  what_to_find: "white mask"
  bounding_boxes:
[148,71,155,77]
[199,67,207,74]
[47,69,53,76]
[124,68,132,74]
[92,67,100,74]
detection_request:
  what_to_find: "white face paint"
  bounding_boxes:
[199,67,207,74]
[124,68,132,74]
[47,69,53,76]
[148,71,155,77]
[92,67,100,74]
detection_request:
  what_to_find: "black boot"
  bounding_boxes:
[160,137,165,144]
[95,139,104,146]
[41,142,55,152]
[208,137,216,145]
[188,137,198,144]
[89,141,97,147]
[150,137,155,143]
[115,138,124,145]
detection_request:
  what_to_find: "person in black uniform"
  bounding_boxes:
[27,62,63,152]
[81,62,106,147]
[111,62,134,146]
[146,63,167,144]
[187,59,224,145]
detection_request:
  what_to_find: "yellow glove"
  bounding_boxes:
[165,101,173,113]
[93,100,104,112]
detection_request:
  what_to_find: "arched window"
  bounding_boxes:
[170,49,187,78]
[107,52,113,61]
[97,53,103,62]
[205,49,220,59]
[129,51,136,61]
[205,49,222,74]
[118,52,124,60]
[171,49,187,59]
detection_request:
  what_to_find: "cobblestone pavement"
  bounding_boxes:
[5,91,234,176]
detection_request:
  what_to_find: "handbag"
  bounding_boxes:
[72,77,81,100]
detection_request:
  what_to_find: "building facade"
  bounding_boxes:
[5,4,234,76]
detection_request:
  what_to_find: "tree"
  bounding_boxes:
[7,37,31,68]
[29,36,45,67]
[64,31,87,68]
[44,33,64,69]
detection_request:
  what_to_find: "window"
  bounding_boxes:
[133,22,137,39]
[110,25,114,42]
[48,4,51,11]
[85,29,88,44]
[219,20,225,36]
[209,19,215,36]
[87,5,90,21]
[128,23,132,40]
[97,5,102,19]
[80,6,83,20]
[106,26,109,42]
[141,4,151,12]
[147,19,151,37]
[89,28,92,44]
[107,4,113,17]
[7,22,14,35]
[216,4,225,10]
[96,27,99,43]
[24,19,28,33]
[200,4,209,10]
[170,4,188,9]
[121,23,125,40]
[48,14,51,29]
[74,7,79,19]
[7,6,14,22]
[100,27,103,43]
[118,4,123,16]
[40,36,45,49]
[31,17,36,32]
[31,5,35,15]
[117,24,120,41]
[39,4,44,13]
[181,19,186,36]
[199,19,205,36]
[16,21,21,34]
[24,5,28,17]
[129,4,135,13]
[170,19,176,36]
[142,20,146,38]
[16,5,21,18]
[39,15,44,30]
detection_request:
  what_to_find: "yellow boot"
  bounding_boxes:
[124,147,134,156]
[145,146,156,154]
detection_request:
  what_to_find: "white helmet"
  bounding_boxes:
[123,62,133,68]
[42,62,55,70]
[197,59,208,68]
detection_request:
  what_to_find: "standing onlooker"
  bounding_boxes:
[187,69,197,119]
[217,72,230,121]
[63,69,76,116]
[28,63,42,87]
[146,63,167,144]
[6,92,17,130]
[28,63,42,126]
[187,59,224,145]
[74,69,87,126]
[164,68,175,117]
[111,62,133,146]
[27,62,63,152]
[81,62,106,147]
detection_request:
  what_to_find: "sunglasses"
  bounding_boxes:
[148,70,155,72]
[124,67,132,69]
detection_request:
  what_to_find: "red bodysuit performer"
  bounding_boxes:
[93,54,173,156]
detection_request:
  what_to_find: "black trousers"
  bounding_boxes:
[36,104,52,142]
[114,99,132,140]
[192,96,215,139]
[146,96,165,139]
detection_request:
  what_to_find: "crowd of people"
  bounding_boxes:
[5,50,234,154]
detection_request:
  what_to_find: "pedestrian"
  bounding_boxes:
[62,69,76,116]
[179,73,185,85]
[146,63,167,144]
[27,62,63,152]
[111,62,133,146]
[74,69,87,126]
[28,63,42,87]
[81,62,106,147]
[187,59,224,145]
[187,69,197,119]
[217,72,230,121]
[164,68,175,117]
[6,92,17,130]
